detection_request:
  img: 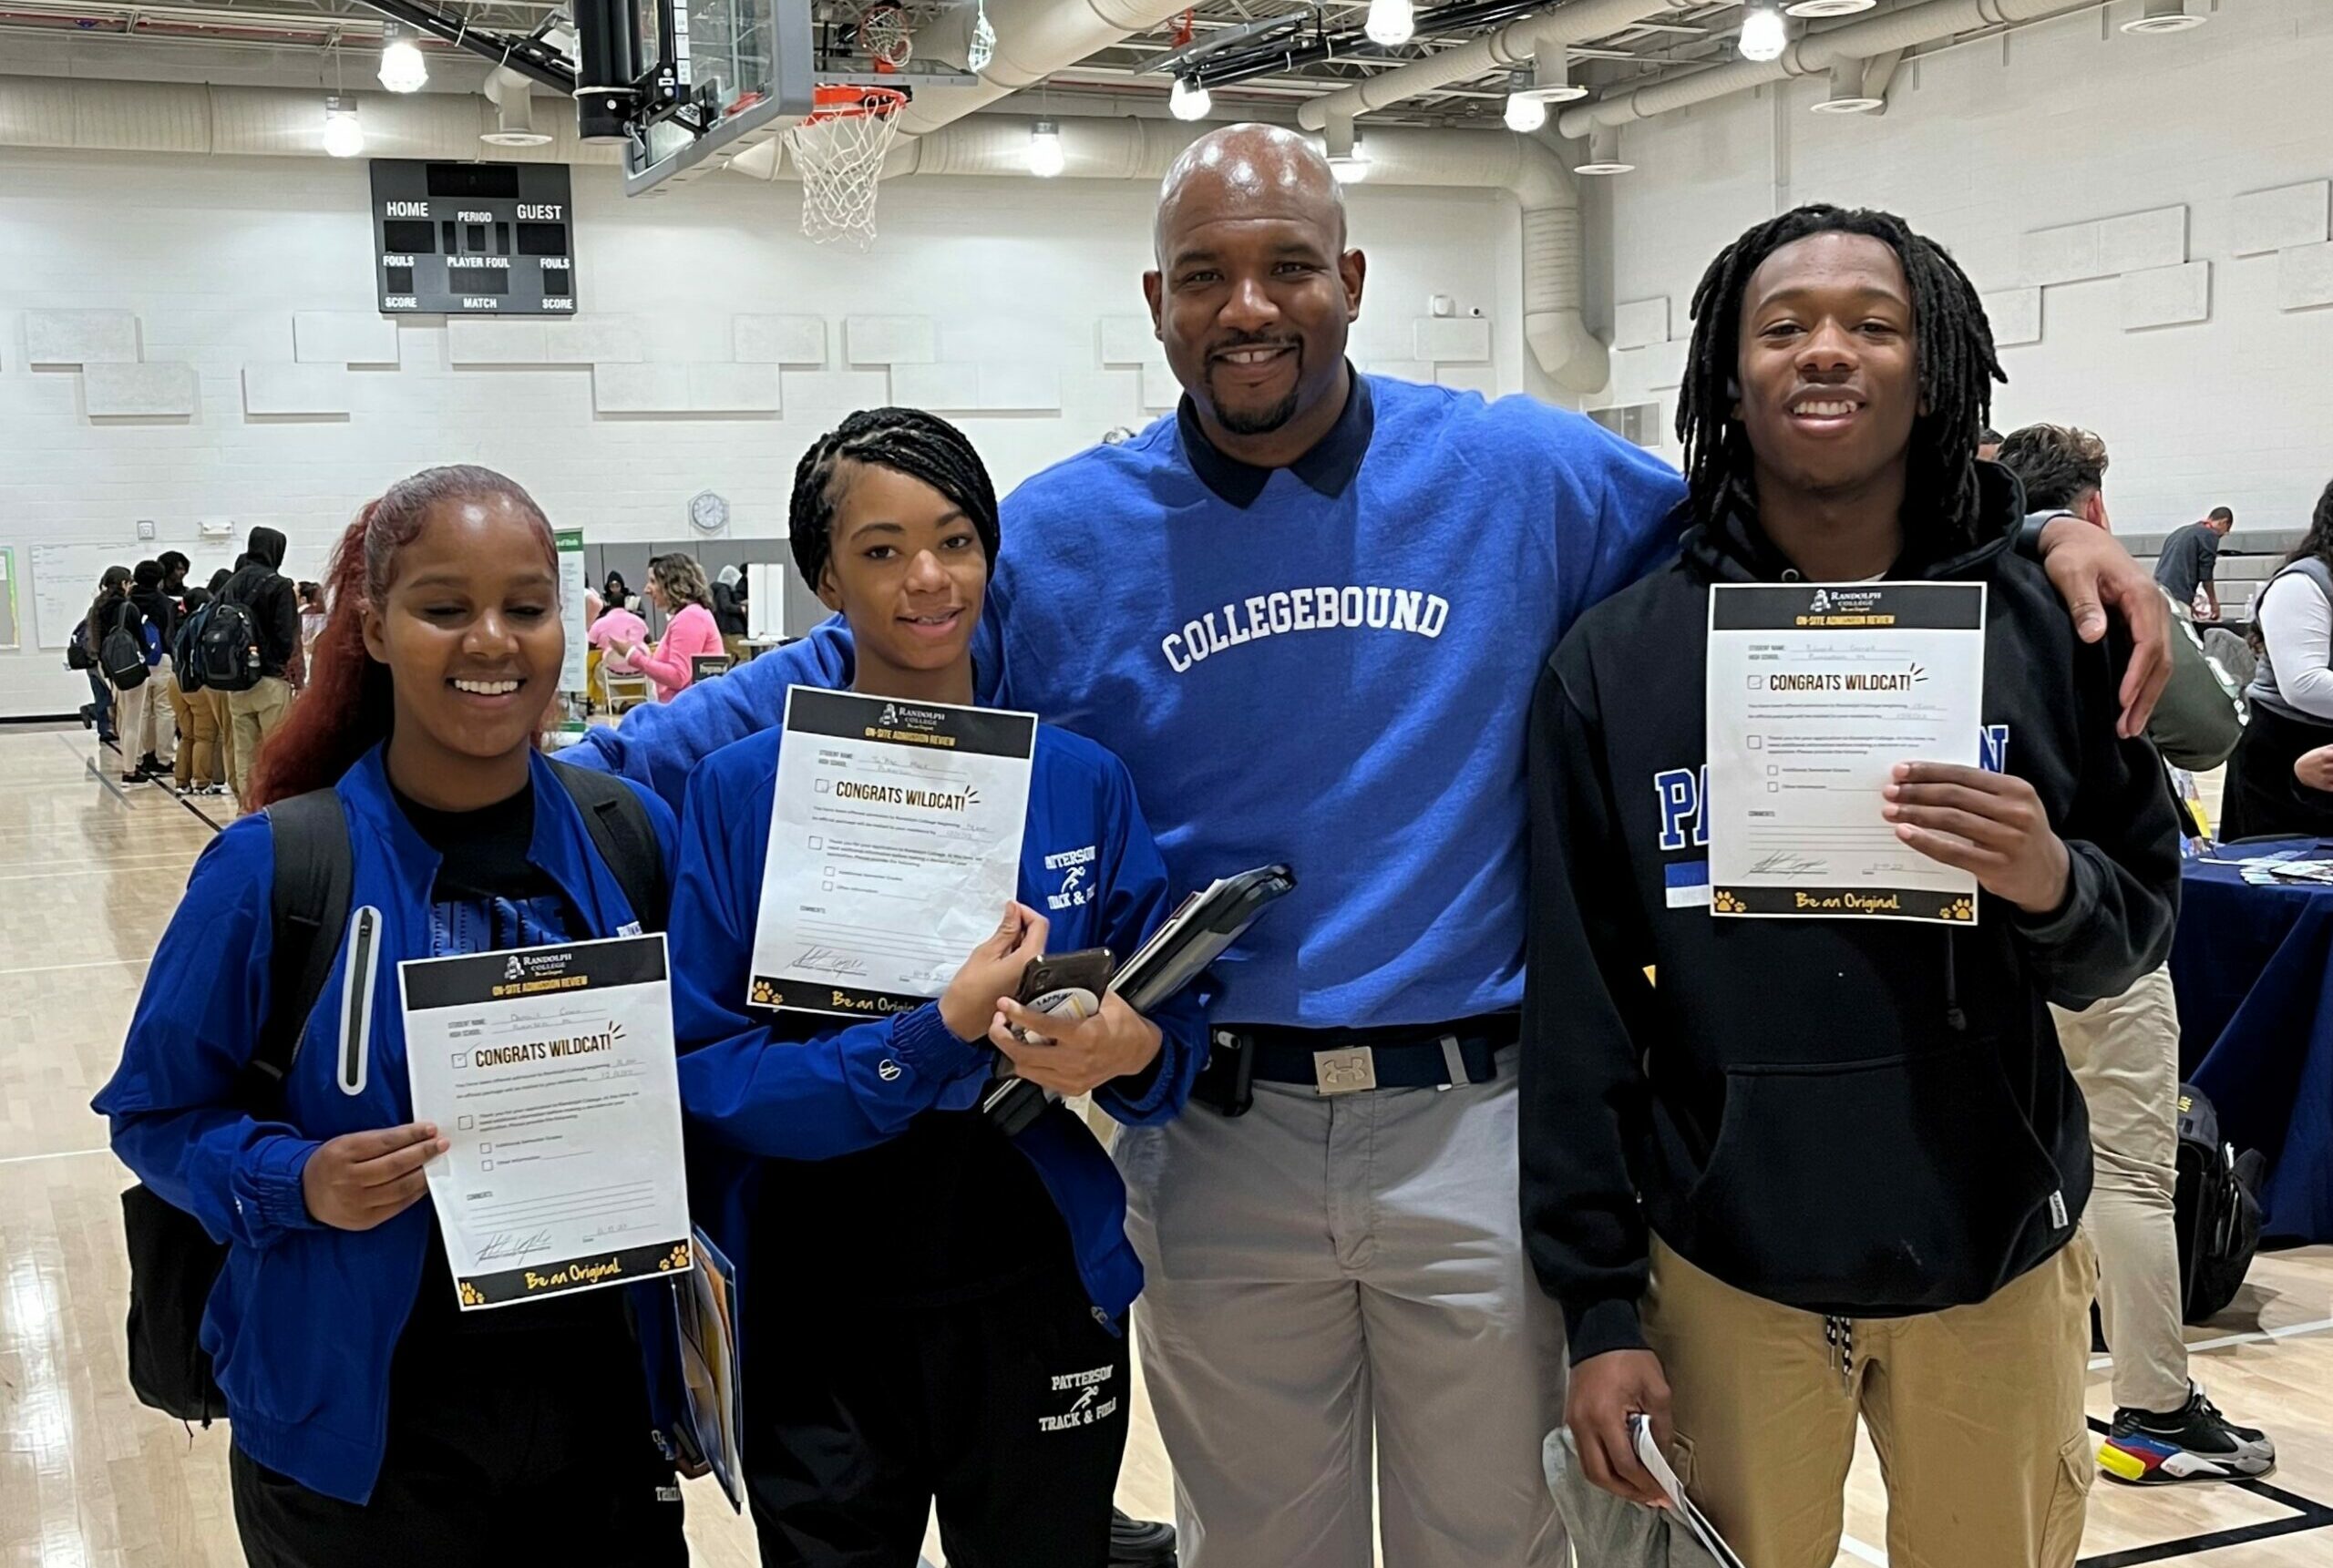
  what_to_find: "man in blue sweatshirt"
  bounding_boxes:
[571,126,2174,1566]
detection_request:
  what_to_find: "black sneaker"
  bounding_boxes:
[2102,1386,2276,1484]
[1110,1507,1177,1567]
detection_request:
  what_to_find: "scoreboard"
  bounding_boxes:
[369,160,576,316]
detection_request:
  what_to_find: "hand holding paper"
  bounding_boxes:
[1884,762,2072,915]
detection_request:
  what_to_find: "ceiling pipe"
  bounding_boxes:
[1299,0,1685,130]
[0,72,1608,392]
[1555,0,2099,136]
[890,0,1202,138]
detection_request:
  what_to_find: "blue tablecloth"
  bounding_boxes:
[2170,840,2333,1244]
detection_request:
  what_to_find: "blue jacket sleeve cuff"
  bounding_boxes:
[234,1132,324,1241]
[888,1002,988,1082]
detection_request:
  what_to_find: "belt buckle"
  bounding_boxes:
[1312,1047,1377,1095]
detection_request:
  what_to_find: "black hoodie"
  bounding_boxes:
[222,527,301,682]
[1522,464,2180,1364]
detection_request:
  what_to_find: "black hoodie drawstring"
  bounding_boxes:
[1943,930,1968,1033]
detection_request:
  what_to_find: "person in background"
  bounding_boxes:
[2222,479,2333,840]
[1528,205,2181,1568]
[199,567,241,801]
[1998,423,2274,1485]
[589,593,650,676]
[299,580,328,658]
[95,466,687,1567]
[1978,425,2003,463]
[221,527,304,812]
[170,584,229,797]
[671,407,1204,1568]
[602,553,723,703]
[711,564,750,664]
[601,570,632,613]
[2155,507,2235,622]
[87,566,146,781]
[128,559,179,778]
[159,550,191,602]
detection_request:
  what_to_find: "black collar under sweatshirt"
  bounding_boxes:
[1521,465,2182,1362]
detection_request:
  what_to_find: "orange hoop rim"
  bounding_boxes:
[804,83,908,123]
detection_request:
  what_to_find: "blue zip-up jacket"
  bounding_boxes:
[93,747,682,1505]
[672,719,1205,1325]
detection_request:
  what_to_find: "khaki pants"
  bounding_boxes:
[109,676,156,766]
[2052,963,2189,1414]
[228,676,294,809]
[1644,1233,2095,1568]
[206,688,237,796]
[164,674,221,789]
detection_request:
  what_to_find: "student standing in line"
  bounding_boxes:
[81,566,130,753]
[95,466,688,1568]
[568,128,2175,1568]
[129,559,180,778]
[604,552,725,702]
[1526,207,2182,1568]
[200,567,241,800]
[667,408,1205,1568]
[168,583,231,797]
[221,527,305,812]
[91,564,163,785]
[1998,423,2276,1484]
[2221,479,2333,840]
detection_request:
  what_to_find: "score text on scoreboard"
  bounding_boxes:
[369,160,577,317]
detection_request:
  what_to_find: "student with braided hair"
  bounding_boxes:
[1525,206,2182,1567]
[664,407,1204,1567]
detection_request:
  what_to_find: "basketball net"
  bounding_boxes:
[786,85,906,250]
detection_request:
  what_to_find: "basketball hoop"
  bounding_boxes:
[855,2,914,72]
[786,83,907,250]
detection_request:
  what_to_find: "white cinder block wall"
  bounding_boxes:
[0,149,1520,717]
[1595,0,2333,540]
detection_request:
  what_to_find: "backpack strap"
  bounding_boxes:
[252,790,355,1091]
[550,759,669,930]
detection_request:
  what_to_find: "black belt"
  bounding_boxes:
[1191,1014,1517,1117]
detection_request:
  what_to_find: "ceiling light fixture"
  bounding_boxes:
[1575,125,1632,176]
[1028,118,1064,178]
[1738,3,1789,62]
[1364,0,1415,49]
[1503,69,1547,133]
[2122,0,2207,35]
[1785,0,1876,16]
[378,21,427,93]
[967,0,996,71]
[1169,76,1211,120]
[322,94,365,158]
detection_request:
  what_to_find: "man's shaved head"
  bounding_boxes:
[1145,122,1365,460]
[1155,123,1347,263]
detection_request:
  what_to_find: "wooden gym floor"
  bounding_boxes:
[2,726,2327,1567]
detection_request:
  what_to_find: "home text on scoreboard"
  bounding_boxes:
[369,161,577,317]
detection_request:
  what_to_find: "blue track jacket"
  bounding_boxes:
[94,748,683,1504]
[672,718,1205,1326]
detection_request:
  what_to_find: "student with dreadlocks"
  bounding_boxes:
[663,407,1204,1568]
[1523,205,2183,1567]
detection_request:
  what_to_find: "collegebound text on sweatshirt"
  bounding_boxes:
[671,721,1206,1326]
[571,375,1688,1030]
[1522,463,2182,1365]
[93,749,685,1503]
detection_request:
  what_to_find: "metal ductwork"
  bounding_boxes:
[887,0,1202,138]
[1297,0,1685,130]
[1556,0,2099,136]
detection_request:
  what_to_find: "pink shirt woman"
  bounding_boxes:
[604,554,725,702]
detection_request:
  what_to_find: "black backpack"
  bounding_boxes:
[119,763,669,1423]
[2174,1083,2266,1325]
[99,601,150,689]
[172,601,214,694]
[197,592,266,693]
[67,618,98,671]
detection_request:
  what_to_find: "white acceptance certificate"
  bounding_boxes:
[749,686,1037,1019]
[1706,581,1987,924]
[401,934,694,1309]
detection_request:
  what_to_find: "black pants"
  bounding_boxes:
[231,1289,685,1568]
[746,1264,1131,1568]
[2222,702,2333,842]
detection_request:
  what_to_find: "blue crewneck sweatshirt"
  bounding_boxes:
[573,375,1686,1029]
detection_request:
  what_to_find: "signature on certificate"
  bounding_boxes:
[792,946,870,978]
[1749,850,1831,877]
[476,1229,555,1263]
